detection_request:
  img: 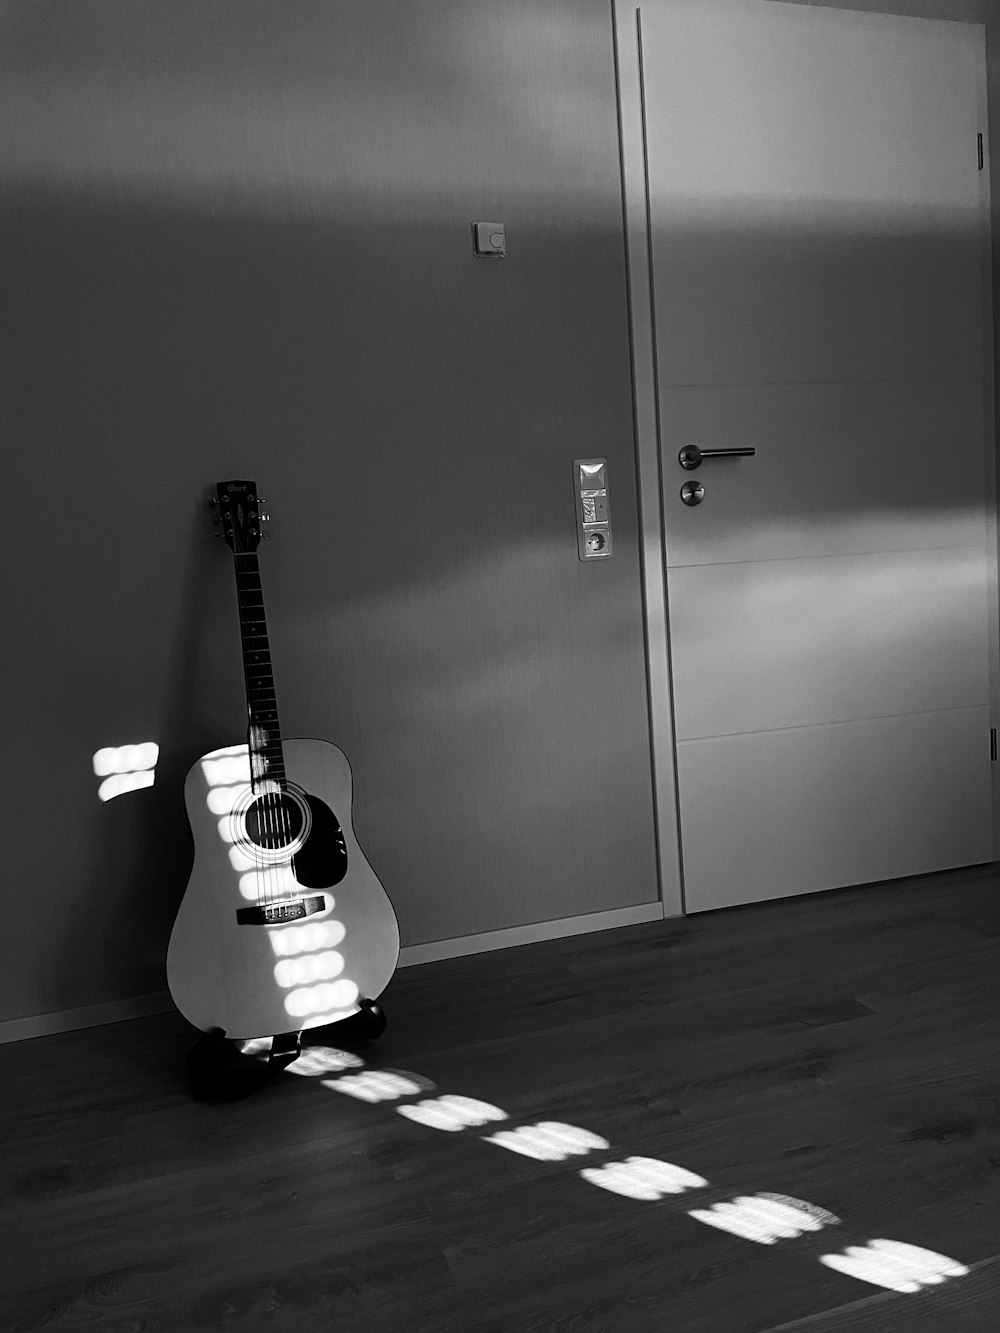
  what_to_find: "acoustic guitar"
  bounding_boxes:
[166,480,399,1041]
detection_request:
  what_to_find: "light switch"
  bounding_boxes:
[473,222,506,257]
[578,461,607,492]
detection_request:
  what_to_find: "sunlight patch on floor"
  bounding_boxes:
[689,1193,841,1245]
[819,1239,969,1292]
[228,1021,969,1299]
[581,1157,708,1200]
[283,1046,365,1076]
[327,1069,433,1102]
[398,1094,508,1132]
[483,1122,609,1162]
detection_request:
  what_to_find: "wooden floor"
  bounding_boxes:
[2,865,998,1332]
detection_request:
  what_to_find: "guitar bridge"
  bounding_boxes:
[236,895,326,925]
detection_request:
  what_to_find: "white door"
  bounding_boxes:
[620,0,996,912]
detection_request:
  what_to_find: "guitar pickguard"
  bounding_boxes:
[292,792,348,888]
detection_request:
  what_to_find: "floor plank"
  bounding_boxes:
[1,864,997,1330]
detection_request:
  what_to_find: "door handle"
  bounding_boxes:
[679,445,756,470]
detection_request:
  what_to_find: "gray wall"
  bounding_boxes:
[2,0,998,1029]
[0,0,658,1026]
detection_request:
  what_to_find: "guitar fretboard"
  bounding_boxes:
[234,553,286,787]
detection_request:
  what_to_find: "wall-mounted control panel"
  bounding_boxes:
[472,221,506,257]
[573,458,612,560]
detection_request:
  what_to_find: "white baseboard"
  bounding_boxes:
[0,900,665,1045]
[397,900,665,966]
[0,990,177,1045]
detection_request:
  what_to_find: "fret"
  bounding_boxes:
[230,551,286,790]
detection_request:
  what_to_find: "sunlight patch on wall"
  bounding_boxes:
[689,1193,841,1245]
[581,1157,708,1201]
[398,1095,507,1132]
[820,1239,969,1293]
[484,1122,609,1162]
[93,741,159,801]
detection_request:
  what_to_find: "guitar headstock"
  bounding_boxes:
[209,480,270,552]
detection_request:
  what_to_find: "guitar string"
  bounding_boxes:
[256,516,295,909]
[239,550,258,910]
[260,589,283,907]
[239,543,270,912]
[247,541,292,911]
[238,516,295,914]
[253,552,277,911]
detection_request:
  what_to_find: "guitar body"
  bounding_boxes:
[167,737,399,1040]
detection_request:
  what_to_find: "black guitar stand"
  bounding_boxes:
[185,998,388,1102]
[302,996,387,1046]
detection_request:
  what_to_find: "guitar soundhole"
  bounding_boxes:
[244,793,306,849]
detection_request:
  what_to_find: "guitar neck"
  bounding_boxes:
[234,552,286,788]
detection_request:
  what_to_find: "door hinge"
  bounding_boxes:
[991,727,997,761]
[978,133,984,170]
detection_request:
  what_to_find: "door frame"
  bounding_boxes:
[612,0,1000,918]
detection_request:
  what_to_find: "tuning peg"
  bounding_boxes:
[207,497,218,508]
[260,514,270,522]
